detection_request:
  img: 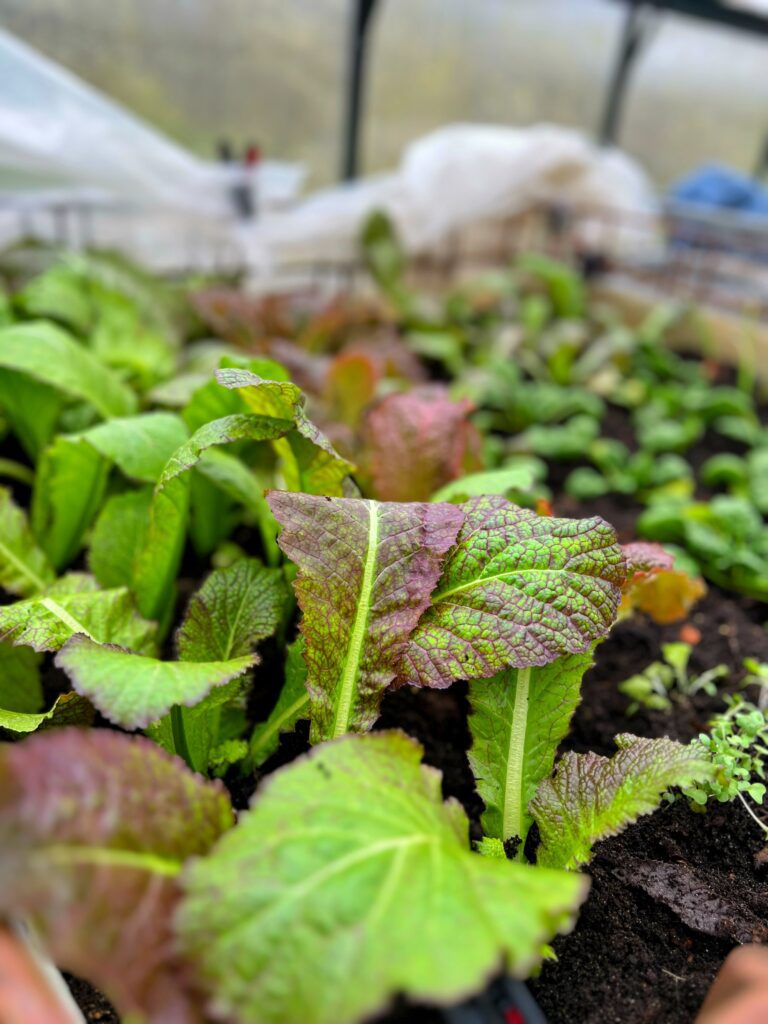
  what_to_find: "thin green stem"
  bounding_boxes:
[504,666,531,859]
[170,704,194,770]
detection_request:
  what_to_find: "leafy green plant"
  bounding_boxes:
[686,695,768,812]
[619,642,728,714]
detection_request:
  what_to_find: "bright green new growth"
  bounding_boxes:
[532,734,714,870]
[177,731,588,1024]
[468,651,593,854]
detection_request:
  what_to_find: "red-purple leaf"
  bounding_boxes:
[0,729,233,1023]
[267,492,464,740]
[620,542,706,624]
[362,386,482,502]
[398,496,626,688]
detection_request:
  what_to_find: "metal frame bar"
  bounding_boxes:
[599,2,658,145]
[341,0,380,180]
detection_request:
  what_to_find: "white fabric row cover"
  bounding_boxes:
[0,28,303,217]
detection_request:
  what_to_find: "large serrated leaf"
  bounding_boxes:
[468,651,593,849]
[177,731,588,1024]
[0,321,136,418]
[267,492,464,741]
[0,574,156,654]
[398,496,626,688]
[55,635,256,729]
[0,488,55,597]
[0,728,232,1022]
[531,734,714,870]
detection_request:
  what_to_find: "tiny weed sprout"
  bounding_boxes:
[619,643,729,714]
[0,236,767,1022]
[687,696,768,817]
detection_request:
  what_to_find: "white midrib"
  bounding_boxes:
[0,537,47,594]
[503,666,531,858]
[39,598,96,641]
[331,500,378,739]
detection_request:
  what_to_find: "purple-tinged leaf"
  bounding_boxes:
[398,496,626,688]
[532,734,714,870]
[362,386,482,502]
[0,728,233,1022]
[267,492,464,740]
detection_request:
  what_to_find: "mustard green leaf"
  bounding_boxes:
[0,486,55,597]
[468,651,593,849]
[31,435,109,569]
[88,487,153,589]
[0,321,136,418]
[0,641,42,714]
[0,691,94,734]
[177,731,588,1024]
[217,368,354,495]
[267,492,464,741]
[399,496,626,688]
[75,412,189,482]
[0,369,64,460]
[177,557,290,662]
[56,635,256,729]
[532,734,715,871]
[0,728,233,1021]
[0,574,156,654]
[132,413,291,623]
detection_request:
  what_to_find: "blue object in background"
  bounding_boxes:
[670,163,768,217]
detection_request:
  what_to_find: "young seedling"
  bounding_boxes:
[619,642,728,715]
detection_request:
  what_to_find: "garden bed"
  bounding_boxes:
[0,235,767,1024]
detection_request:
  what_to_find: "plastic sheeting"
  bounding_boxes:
[0,28,304,268]
[246,123,661,281]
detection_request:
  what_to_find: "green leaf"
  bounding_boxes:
[247,636,310,768]
[177,731,588,1024]
[55,635,256,729]
[468,651,593,850]
[177,557,290,661]
[132,413,292,623]
[267,492,464,741]
[399,496,626,688]
[88,487,153,588]
[0,369,64,459]
[75,412,189,482]
[432,460,546,503]
[0,692,94,734]
[31,414,188,571]
[0,487,55,596]
[31,435,110,569]
[157,558,291,772]
[0,574,157,653]
[532,734,714,870]
[15,262,93,333]
[0,728,233,1020]
[0,322,136,418]
[217,368,354,495]
[0,642,42,713]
